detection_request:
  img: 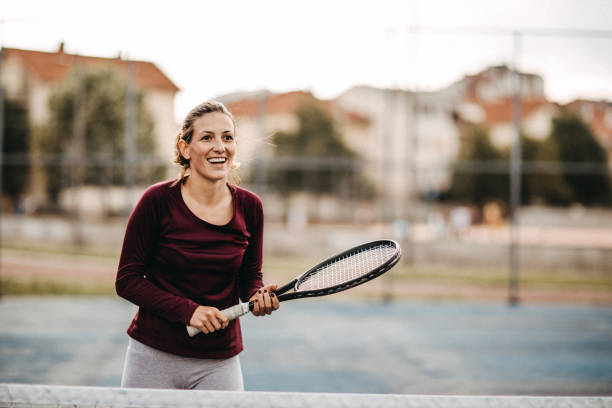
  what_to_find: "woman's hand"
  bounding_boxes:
[189,305,229,335]
[250,284,280,316]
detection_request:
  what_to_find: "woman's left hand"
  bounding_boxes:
[249,284,280,316]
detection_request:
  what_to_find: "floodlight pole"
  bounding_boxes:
[381,88,397,303]
[70,59,86,246]
[407,90,419,263]
[124,58,138,215]
[509,31,523,306]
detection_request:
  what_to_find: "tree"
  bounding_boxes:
[448,125,508,206]
[37,68,164,204]
[550,111,611,205]
[520,136,572,206]
[269,101,373,197]
[2,98,30,209]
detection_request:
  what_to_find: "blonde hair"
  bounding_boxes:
[171,101,238,186]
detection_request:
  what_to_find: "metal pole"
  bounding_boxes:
[70,60,86,246]
[381,88,396,303]
[509,31,523,306]
[124,58,138,215]
[405,90,419,264]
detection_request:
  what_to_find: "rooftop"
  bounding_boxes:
[4,45,179,92]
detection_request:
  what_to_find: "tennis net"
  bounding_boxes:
[1,383,611,408]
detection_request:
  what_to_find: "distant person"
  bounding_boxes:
[115,101,279,391]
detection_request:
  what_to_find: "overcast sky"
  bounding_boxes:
[3,0,612,121]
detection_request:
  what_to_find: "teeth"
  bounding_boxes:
[207,158,226,163]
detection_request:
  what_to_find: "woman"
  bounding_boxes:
[116,101,279,391]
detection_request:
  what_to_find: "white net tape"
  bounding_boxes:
[296,243,397,291]
[1,384,610,408]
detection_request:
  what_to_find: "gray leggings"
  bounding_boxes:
[121,337,244,391]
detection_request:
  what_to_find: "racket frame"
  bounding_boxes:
[187,239,401,337]
[275,239,401,301]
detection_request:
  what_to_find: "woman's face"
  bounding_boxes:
[181,112,236,183]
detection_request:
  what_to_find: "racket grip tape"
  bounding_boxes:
[222,301,254,320]
[186,301,254,337]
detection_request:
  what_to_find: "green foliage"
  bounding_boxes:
[448,126,508,206]
[2,98,30,204]
[550,111,611,205]
[449,114,611,207]
[520,136,572,206]
[269,102,374,197]
[36,68,164,204]
[275,103,351,157]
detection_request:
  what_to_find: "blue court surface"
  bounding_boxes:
[1,297,611,395]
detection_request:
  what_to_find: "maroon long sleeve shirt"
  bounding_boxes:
[115,180,264,358]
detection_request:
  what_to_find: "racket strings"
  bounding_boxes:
[296,243,397,291]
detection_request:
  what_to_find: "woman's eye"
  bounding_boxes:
[201,135,211,141]
[224,135,234,141]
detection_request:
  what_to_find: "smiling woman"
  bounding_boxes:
[172,102,239,186]
[180,113,236,183]
[115,100,280,391]
[176,108,238,226]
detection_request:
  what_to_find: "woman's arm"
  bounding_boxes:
[238,194,279,316]
[115,187,199,326]
[238,196,265,302]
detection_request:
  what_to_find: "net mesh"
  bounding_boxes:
[1,384,608,408]
[296,242,397,292]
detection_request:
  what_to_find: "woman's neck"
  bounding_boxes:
[182,176,229,206]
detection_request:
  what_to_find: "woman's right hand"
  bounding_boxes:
[189,306,229,334]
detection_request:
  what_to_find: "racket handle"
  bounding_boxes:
[186,301,254,337]
[186,325,201,337]
[222,301,253,321]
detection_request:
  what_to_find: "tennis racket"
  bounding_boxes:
[187,239,401,336]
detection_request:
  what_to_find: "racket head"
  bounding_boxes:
[280,239,401,301]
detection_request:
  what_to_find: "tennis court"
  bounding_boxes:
[1,296,611,395]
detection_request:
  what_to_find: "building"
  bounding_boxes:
[219,65,556,220]
[222,65,611,222]
[333,85,460,212]
[220,90,323,183]
[455,97,559,148]
[449,64,556,145]
[221,89,370,181]
[444,64,545,103]
[221,90,378,223]
[2,44,179,164]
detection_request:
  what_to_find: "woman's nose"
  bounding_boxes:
[213,137,225,152]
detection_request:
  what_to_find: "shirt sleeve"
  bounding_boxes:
[239,195,265,302]
[115,186,199,325]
